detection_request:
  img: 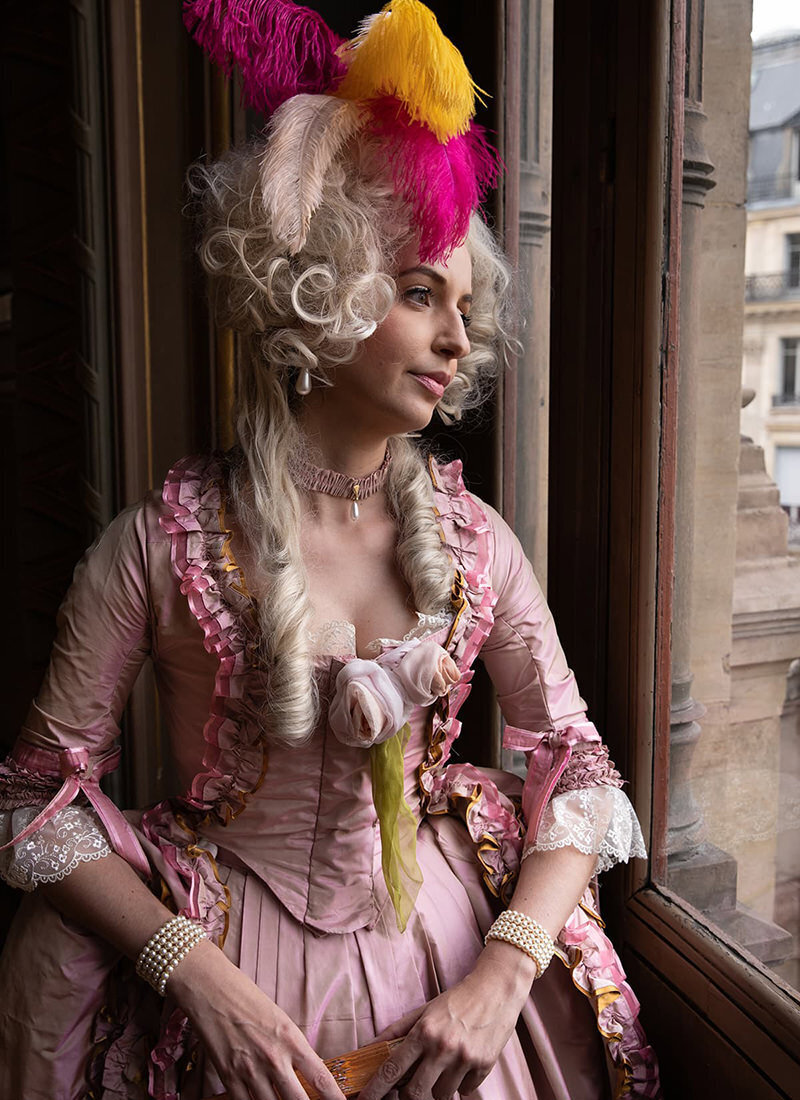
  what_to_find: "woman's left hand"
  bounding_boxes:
[358,941,536,1099]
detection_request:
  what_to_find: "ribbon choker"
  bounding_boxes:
[290,448,392,520]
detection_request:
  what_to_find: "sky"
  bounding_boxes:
[751,0,800,40]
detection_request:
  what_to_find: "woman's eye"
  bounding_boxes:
[461,313,472,330]
[404,285,432,305]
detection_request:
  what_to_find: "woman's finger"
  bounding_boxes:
[398,1054,451,1100]
[458,1067,491,1097]
[294,1052,349,1100]
[358,1035,423,1100]
[433,1060,489,1100]
[372,1006,426,1043]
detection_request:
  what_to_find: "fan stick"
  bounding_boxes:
[202,1037,405,1100]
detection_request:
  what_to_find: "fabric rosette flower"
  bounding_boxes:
[328,639,461,749]
[328,660,410,748]
[377,637,461,706]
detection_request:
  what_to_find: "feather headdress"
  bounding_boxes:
[367,96,502,263]
[183,0,347,112]
[334,0,485,143]
[185,0,502,264]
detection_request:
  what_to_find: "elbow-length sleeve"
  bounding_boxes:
[478,503,646,873]
[0,503,154,889]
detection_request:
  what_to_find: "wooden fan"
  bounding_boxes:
[202,1037,406,1100]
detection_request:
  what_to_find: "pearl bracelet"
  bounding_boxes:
[135,915,207,996]
[484,909,555,979]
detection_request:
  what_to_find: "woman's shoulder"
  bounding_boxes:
[427,454,514,546]
[136,450,231,538]
[88,453,229,567]
[427,453,528,591]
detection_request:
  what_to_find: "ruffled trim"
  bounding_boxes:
[426,762,523,903]
[559,889,662,1098]
[419,457,497,799]
[154,454,267,821]
[0,756,61,808]
[524,786,648,874]
[0,804,112,890]
[142,454,264,1098]
[554,743,623,793]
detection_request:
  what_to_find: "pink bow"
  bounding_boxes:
[503,722,601,842]
[0,743,150,878]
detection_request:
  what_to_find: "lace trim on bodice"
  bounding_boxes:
[308,610,453,658]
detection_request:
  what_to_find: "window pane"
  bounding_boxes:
[663,0,800,996]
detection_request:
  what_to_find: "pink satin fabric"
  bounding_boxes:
[0,453,660,1100]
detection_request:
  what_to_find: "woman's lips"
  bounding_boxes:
[412,373,447,398]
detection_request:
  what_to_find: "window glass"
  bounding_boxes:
[664,0,800,995]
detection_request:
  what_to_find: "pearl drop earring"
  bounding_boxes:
[295,367,312,395]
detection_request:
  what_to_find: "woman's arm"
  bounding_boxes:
[357,845,597,1100]
[40,852,348,1100]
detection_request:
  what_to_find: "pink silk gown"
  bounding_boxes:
[0,454,661,1100]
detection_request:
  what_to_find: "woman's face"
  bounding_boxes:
[312,241,473,439]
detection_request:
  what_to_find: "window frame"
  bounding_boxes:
[615,1,800,1090]
[541,0,800,1091]
[781,336,799,398]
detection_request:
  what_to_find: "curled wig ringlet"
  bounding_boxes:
[190,134,514,747]
[191,136,412,382]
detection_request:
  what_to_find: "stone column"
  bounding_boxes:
[666,2,716,866]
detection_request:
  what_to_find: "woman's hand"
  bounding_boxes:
[358,941,536,1100]
[170,939,347,1100]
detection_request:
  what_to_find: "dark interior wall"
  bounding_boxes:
[548,0,618,729]
[1,1,86,737]
[139,0,211,485]
[1,0,88,941]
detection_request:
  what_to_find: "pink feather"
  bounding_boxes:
[367,97,502,263]
[183,0,347,114]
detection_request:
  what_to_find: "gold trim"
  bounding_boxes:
[174,811,233,947]
[217,502,252,597]
[561,940,637,1097]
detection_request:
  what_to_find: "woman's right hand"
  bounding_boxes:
[170,938,347,1100]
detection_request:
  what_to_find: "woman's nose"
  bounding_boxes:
[434,313,471,361]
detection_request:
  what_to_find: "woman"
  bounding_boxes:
[0,3,659,1098]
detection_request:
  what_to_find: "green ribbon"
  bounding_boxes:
[370,723,423,932]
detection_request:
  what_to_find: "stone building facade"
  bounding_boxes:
[741,32,800,539]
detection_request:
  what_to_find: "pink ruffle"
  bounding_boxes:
[155,454,266,819]
[429,457,497,671]
[554,743,624,794]
[560,892,662,1098]
[0,756,61,808]
[140,454,267,1099]
[418,459,498,802]
[426,762,523,902]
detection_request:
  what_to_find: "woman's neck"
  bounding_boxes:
[297,402,390,478]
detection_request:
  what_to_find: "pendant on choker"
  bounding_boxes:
[290,448,391,521]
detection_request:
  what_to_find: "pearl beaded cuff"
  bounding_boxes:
[484,909,555,979]
[135,915,207,996]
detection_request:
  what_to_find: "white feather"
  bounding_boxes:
[260,95,365,254]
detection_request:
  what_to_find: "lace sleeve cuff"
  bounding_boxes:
[0,804,112,891]
[522,785,647,874]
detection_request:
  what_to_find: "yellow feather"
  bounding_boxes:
[334,0,485,143]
